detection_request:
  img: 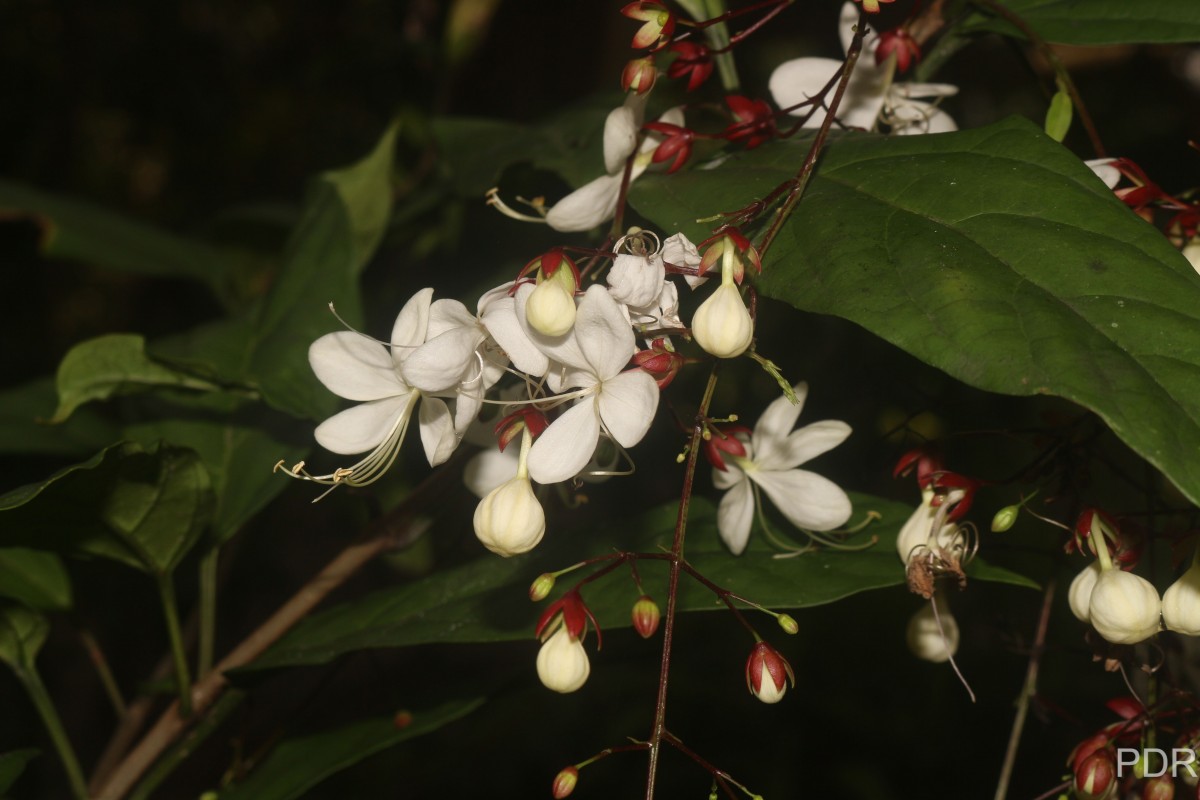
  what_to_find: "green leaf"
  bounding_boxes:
[0,442,214,574]
[218,697,485,800]
[51,334,221,423]
[0,550,71,611]
[0,378,119,457]
[629,117,1200,507]
[962,0,1200,45]
[245,493,1034,671]
[1044,88,1072,142]
[0,178,228,290]
[0,604,48,671]
[124,415,295,543]
[0,749,39,795]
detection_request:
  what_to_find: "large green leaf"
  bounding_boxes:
[0,442,213,574]
[50,333,222,423]
[217,697,484,800]
[0,378,119,457]
[629,117,1200,507]
[0,179,228,290]
[0,749,39,796]
[124,415,295,543]
[963,0,1200,45]
[152,123,400,421]
[245,493,1033,671]
[0,550,71,611]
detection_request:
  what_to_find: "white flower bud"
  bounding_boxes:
[536,627,590,693]
[1088,569,1161,645]
[1068,561,1102,623]
[1162,560,1200,635]
[906,602,960,663]
[473,475,545,557]
[607,253,665,308]
[691,282,753,358]
[526,274,577,337]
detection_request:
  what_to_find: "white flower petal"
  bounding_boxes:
[890,98,957,135]
[762,420,852,471]
[418,396,458,467]
[463,447,520,498]
[427,298,477,339]
[608,253,665,308]
[749,468,852,531]
[308,332,405,401]
[404,327,483,393]
[717,477,756,555]
[480,292,549,377]
[575,284,636,380]
[545,174,622,232]
[604,104,640,174]
[527,399,601,484]
[894,82,959,100]
[769,57,885,130]
[391,288,434,364]
[452,380,484,435]
[314,394,410,455]
[1085,157,1121,190]
[753,383,808,448]
[597,369,659,448]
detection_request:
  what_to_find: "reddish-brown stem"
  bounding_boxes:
[662,731,738,800]
[710,0,792,53]
[644,364,722,799]
[682,0,791,31]
[757,11,868,260]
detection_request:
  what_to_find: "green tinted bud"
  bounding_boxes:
[529,573,556,602]
[777,613,799,635]
[991,505,1020,533]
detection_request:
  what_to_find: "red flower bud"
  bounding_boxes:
[552,766,579,798]
[621,2,676,51]
[667,40,713,91]
[643,121,694,174]
[703,424,750,471]
[631,595,661,638]
[1142,775,1175,800]
[875,28,921,73]
[622,56,657,95]
[723,95,777,150]
[1074,750,1117,800]
[633,338,685,388]
[745,641,794,704]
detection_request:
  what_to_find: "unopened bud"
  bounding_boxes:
[1142,775,1175,800]
[537,627,591,693]
[691,282,753,358]
[1073,750,1117,800]
[552,766,579,798]
[526,268,577,337]
[1088,568,1161,645]
[906,602,959,663]
[1068,562,1102,623]
[745,641,794,704]
[777,613,799,635]
[1162,557,1200,635]
[631,595,661,638]
[991,505,1019,533]
[473,476,545,557]
[621,55,657,95]
[529,573,556,602]
[392,710,413,729]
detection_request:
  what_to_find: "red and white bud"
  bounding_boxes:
[552,766,579,798]
[1142,775,1175,800]
[1089,568,1161,645]
[1162,550,1200,635]
[745,641,794,704]
[1069,561,1103,623]
[621,56,657,95]
[526,266,578,337]
[621,2,676,51]
[529,572,556,602]
[906,601,960,663]
[536,626,591,693]
[1073,750,1117,800]
[631,595,661,638]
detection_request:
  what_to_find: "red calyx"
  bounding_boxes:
[666,41,713,91]
[875,28,921,73]
[644,121,695,174]
[704,424,751,471]
[723,95,777,150]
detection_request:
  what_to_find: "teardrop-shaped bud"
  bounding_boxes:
[631,595,661,639]
[691,282,753,358]
[536,626,591,693]
[1162,559,1200,635]
[1089,569,1161,645]
[1069,561,1103,623]
[526,269,577,336]
[745,641,794,704]
[473,475,546,557]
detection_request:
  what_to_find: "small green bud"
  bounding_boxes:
[777,613,799,635]
[529,573,556,602]
[991,505,1020,533]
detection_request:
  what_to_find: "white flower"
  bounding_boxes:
[663,233,706,289]
[517,283,660,485]
[768,2,956,136]
[1162,554,1200,635]
[714,383,853,555]
[607,252,666,309]
[896,486,964,564]
[536,626,591,693]
[1068,561,1102,623]
[299,289,456,492]
[906,599,960,663]
[1089,568,1161,645]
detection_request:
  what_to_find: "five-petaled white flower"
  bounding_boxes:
[714,383,853,555]
[768,2,957,136]
[516,283,660,485]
